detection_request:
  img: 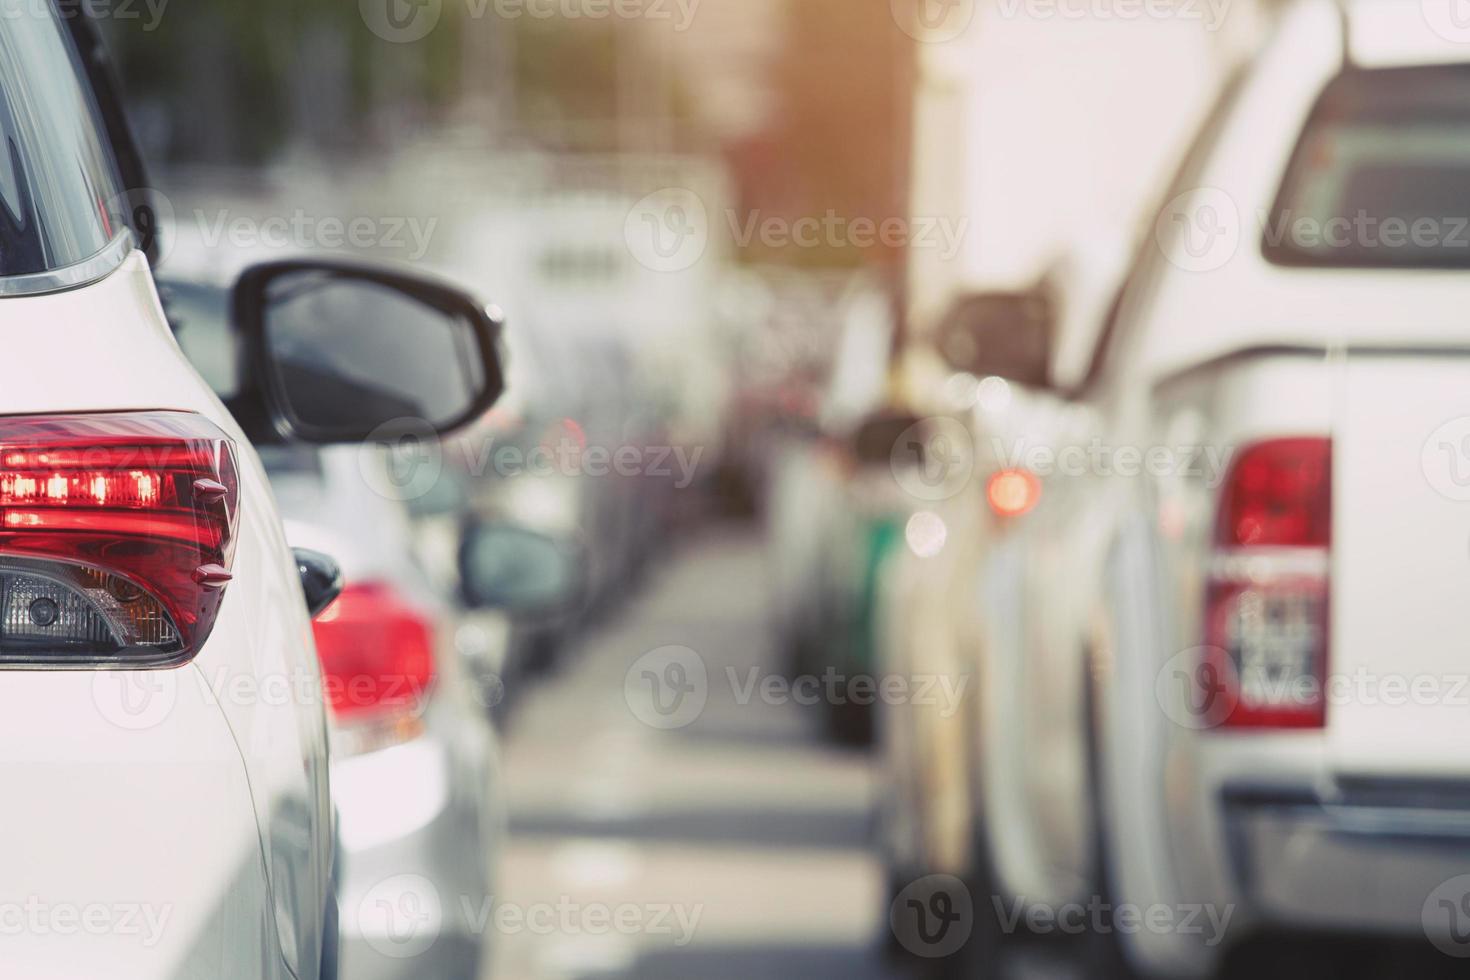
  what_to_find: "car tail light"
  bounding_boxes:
[311,582,436,726]
[1203,438,1330,729]
[0,412,239,668]
[987,468,1041,518]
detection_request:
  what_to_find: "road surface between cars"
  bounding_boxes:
[490,524,909,980]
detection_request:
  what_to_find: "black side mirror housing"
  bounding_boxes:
[229,259,506,446]
[293,548,344,619]
[934,289,1053,388]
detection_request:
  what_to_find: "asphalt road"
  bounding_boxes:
[489,524,908,980]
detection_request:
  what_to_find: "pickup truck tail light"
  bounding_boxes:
[311,581,436,728]
[0,412,239,668]
[1203,438,1330,729]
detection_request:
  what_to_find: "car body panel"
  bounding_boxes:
[0,252,331,977]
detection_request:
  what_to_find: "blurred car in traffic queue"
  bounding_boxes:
[764,286,915,743]
[882,0,1470,974]
[165,273,586,977]
[0,9,507,977]
[466,322,674,643]
[771,412,925,745]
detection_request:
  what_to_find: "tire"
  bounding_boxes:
[1081,653,1145,980]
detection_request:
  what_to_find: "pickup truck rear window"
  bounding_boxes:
[0,3,127,282]
[1264,64,1470,269]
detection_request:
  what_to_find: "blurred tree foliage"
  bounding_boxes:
[106,2,698,165]
[106,0,464,164]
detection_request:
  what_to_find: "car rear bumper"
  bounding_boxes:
[1223,780,1470,936]
[333,730,495,980]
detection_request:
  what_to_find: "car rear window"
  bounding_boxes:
[0,3,128,282]
[1264,65,1470,269]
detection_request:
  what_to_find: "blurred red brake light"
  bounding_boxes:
[312,581,436,722]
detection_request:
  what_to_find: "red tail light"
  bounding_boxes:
[1216,437,1331,548]
[1204,437,1331,729]
[987,468,1042,518]
[311,582,436,723]
[0,412,239,668]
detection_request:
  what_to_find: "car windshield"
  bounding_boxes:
[1265,65,1470,269]
[0,3,127,280]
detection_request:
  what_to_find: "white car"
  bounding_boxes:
[266,445,507,980]
[884,0,1470,975]
[0,9,505,978]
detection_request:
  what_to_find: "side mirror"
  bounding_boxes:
[231,259,505,444]
[459,521,584,619]
[934,290,1053,387]
[293,547,344,619]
